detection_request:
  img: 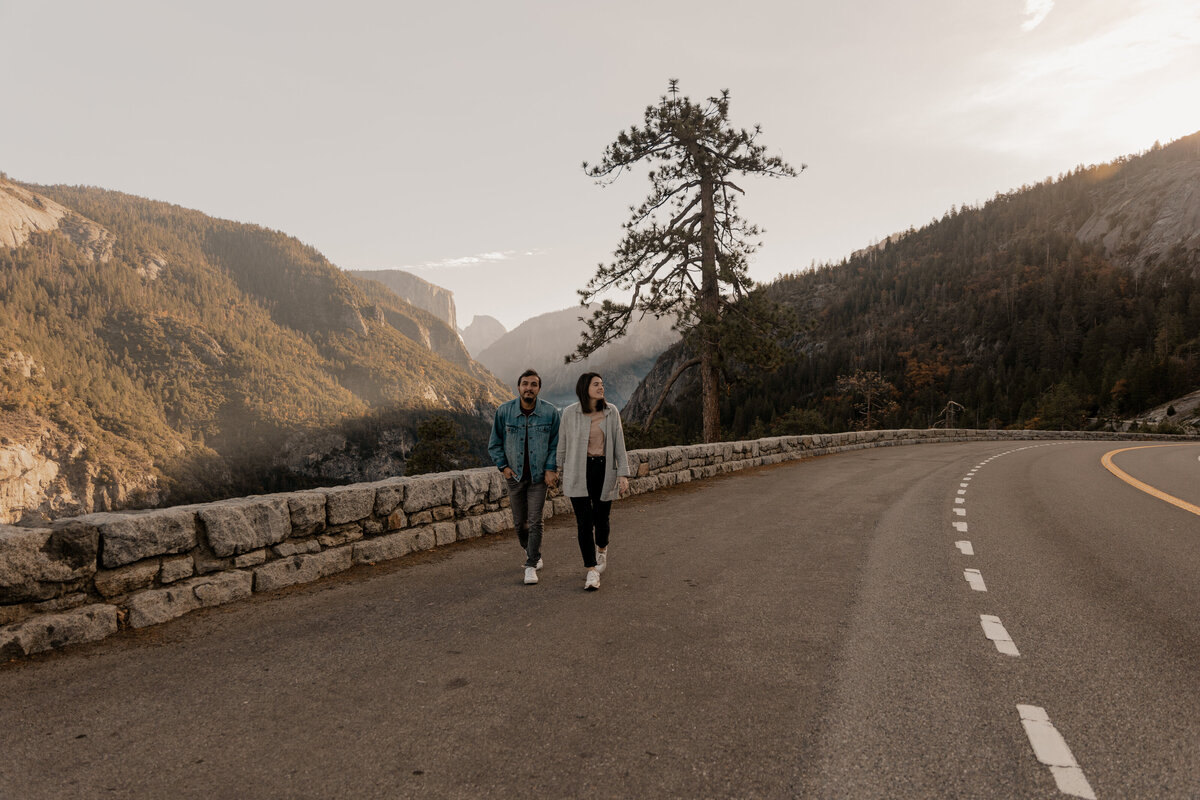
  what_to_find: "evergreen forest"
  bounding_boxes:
[630,132,1200,443]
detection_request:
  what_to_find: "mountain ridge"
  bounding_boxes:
[0,178,507,523]
[628,132,1200,439]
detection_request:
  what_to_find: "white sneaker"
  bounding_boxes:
[584,569,600,591]
[595,550,607,574]
[536,558,544,570]
[524,567,539,585]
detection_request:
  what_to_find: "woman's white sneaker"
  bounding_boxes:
[584,569,601,591]
[595,550,607,574]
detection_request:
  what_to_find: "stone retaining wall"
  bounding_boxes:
[2,428,1193,659]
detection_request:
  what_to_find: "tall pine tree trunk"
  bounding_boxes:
[698,162,721,443]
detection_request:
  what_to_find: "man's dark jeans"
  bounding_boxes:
[506,476,547,568]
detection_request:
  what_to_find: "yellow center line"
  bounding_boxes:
[1101,444,1200,517]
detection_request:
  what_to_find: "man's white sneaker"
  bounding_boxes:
[584,569,601,591]
[524,567,539,585]
[536,558,544,570]
[595,550,607,574]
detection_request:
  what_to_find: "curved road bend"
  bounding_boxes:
[1,441,1198,799]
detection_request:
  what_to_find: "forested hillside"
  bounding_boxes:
[627,133,1200,441]
[0,179,508,522]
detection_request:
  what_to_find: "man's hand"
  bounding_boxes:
[501,467,516,480]
[545,470,558,488]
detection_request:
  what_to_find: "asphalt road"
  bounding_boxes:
[2,441,1198,799]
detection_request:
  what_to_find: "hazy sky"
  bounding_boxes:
[4,1,1199,330]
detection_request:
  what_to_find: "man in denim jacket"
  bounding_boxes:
[488,368,561,585]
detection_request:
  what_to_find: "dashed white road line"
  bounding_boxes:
[953,521,969,533]
[964,568,987,591]
[955,497,964,504]
[954,507,966,517]
[957,489,967,495]
[955,540,974,555]
[979,614,1019,656]
[1017,705,1097,799]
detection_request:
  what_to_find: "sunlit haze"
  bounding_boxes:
[3,0,1198,329]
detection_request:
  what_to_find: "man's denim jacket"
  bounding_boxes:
[488,398,561,483]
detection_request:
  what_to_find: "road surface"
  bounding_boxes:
[2,440,1198,799]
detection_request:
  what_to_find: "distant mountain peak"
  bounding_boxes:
[460,315,507,357]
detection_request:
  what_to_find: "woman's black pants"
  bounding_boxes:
[570,455,611,568]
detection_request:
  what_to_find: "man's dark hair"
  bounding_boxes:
[575,372,606,411]
[517,369,541,388]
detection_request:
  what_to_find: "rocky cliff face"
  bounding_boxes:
[460,315,507,357]
[1076,147,1200,269]
[0,410,161,525]
[0,179,113,261]
[349,269,458,331]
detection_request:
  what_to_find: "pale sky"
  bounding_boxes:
[3,0,1199,331]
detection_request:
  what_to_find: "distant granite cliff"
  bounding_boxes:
[460,315,507,357]
[349,269,458,331]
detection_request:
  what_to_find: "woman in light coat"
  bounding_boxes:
[556,372,630,591]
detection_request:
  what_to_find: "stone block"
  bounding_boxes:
[318,524,363,548]
[286,492,327,537]
[386,509,407,531]
[433,522,457,546]
[372,480,406,517]
[363,519,383,536]
[486,470,507,503]
[125,572,252,629]
[0,524,98,603]
[456,516,483,541]
[408,510,433,526]
[194,555,230,575]
[233,550,267,568]
[626,452,641,476]
[273,540,321,558]
[252,547,352,593]
[77,508,197,570]
[34,593,88,613]
[324,485,376,525]
[94,560,160,598]
[199,497,290,558]
[453,469,492,509]
[551,497,572,515]
[0,604,119,659]
[403,475,454,513]
[479,510,512,534]
[411,526,436,551]
[431,505,454,522]
[353,531,417,565]
[629,477,659,495]
[159,555,194,584]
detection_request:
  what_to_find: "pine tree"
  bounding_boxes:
[406,415,470,475]
[576,80,802,442]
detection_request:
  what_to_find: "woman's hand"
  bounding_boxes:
[618,476,630,496]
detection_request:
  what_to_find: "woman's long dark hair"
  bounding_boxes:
[575,372,606,412]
